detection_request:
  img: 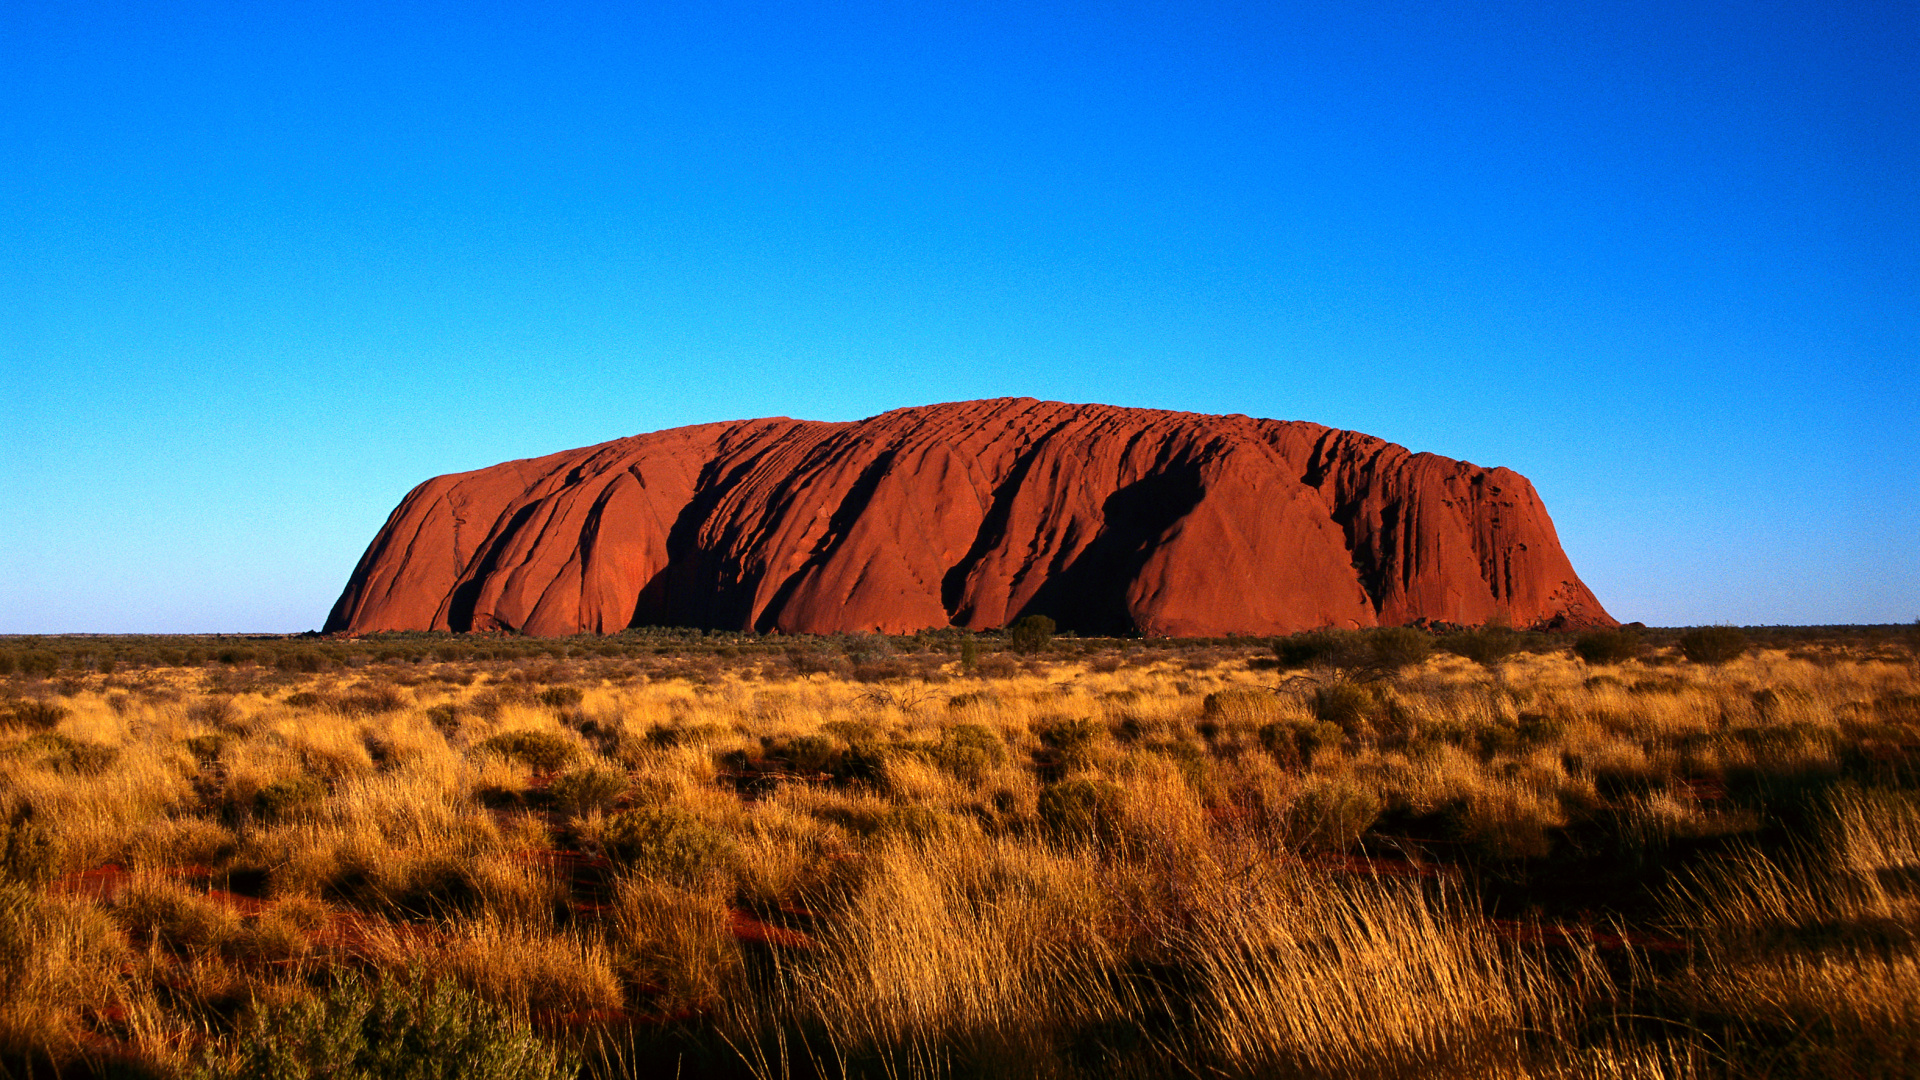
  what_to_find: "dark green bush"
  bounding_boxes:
[1007,614,1056,655]
[275,648,333,673]
[1257,719,1346,768]
[1034,716,1102,772]
[17,652,59,678]
[1366,627,1433,671]
[1445,624,1520,667]
[0,819,60,885]
[184,734,229,763]
[931,723,1006,782]
[547,767,629,816]
[535,686,583,710]
[1574,630,1642,665]
[1038,778,1125,843]
[1311,683,1375,732]
[1680,626,1747,665]
[5,699,67,730]
[255,775,328,822]
[1272,631,1361,670]
[1290,779,1382,852]
[15,733,118,776]
[477,730,577,772]
[212,971,576,1080]
[601,808,736,886]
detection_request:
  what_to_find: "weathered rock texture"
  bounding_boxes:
[326,399,1613,637]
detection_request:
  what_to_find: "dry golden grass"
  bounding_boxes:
[0,631,1914,1077]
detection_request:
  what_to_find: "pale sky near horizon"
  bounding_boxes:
[4,0,1915,632]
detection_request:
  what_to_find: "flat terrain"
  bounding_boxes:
[0,627,1915,1078]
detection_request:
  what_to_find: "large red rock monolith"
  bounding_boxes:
[325,399,1613,636]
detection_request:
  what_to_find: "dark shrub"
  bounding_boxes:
[535,686,583,710]
[1311,682,1375,731]
[1273,631,1361,670]
[1574,630,1642,665]
[478,730,577,772]
[215,971,575,1080]
[183,734,228,762]
[1367,627,1433,671]
[6,699,66,730]
[17,733,118,776]
[932,723,1007,782]
[275,649,333,673]
[1007,614,1056,655]
[1035,716,1102,772]
[1445,624,1520,667]
[601,808,736,885]
[772,734,836,773]
[255,775,328,821]
[1038,778,1124,843]
[1257,719,1346,768]
[0,819,60,885]
[333,687,408,717]
[1680,626,1747,665]
[547,767,629,815]
[1290,779,1382,852]
[17,652,60,678]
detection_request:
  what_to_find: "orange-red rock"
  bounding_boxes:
[325,399,1613,636]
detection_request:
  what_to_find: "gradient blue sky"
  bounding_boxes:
[5,0,1915,632]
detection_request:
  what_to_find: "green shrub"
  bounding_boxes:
[17,651,60,678]
[211,971,575,1080]
[1257,719,1346,768]
[6,698,67,730]
[932,723,1006,782]
[1289,778,1382,852]
[478,730,577,772]
[535,686,583,710]
[1574,630,1643,665]
[1680,626,1747,665]
[772,734,836,773]
[255,775,328,822]
[1272,631,1362,670]
[184,734,229,762]
[1038,778,1125,844]
[1007,614,1056,655]
[1034,716,1102,772]
[1311,682,1374,732]
[15,733,118,776]
[1445,624,1520,667]
[1366,627,1433,671]
[274,648,333,673]
[0,819,60,885]
[547,767,629,816]
[601,808,736,886]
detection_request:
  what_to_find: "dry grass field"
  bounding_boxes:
[0,626,1916,1079]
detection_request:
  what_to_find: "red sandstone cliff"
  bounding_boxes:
[325,399,1613,636]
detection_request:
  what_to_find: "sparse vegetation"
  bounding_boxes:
[0,624,1915,1077]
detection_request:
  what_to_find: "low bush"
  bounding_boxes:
[1445,624,1520,667]
[601,808,737,886]
[254,774,328,822]
[1008,614,1057,655]
[547,767,629,816]
[1034,716,1102,772]
[1680,626,1748,665]
[5,699,66,730]
[1038,778,1124,843]
[1574,630,1642,665]
[0,819,60,885]
[478,730,577,772]
[212,971,576,1080]
[931,723,1006,782]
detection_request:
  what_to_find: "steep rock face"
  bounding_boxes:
[325,399,1614,636]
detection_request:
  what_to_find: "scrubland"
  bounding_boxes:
[0,626,1915,1079]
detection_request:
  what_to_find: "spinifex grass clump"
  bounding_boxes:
[0,627,1914,1078]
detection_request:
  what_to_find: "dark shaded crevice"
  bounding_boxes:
[939,422,1077,623]
[752,449,900,633]
[443,502,542,631]
[1016,460,1206,635]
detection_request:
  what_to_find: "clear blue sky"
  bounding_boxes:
[4,1,1914,632]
